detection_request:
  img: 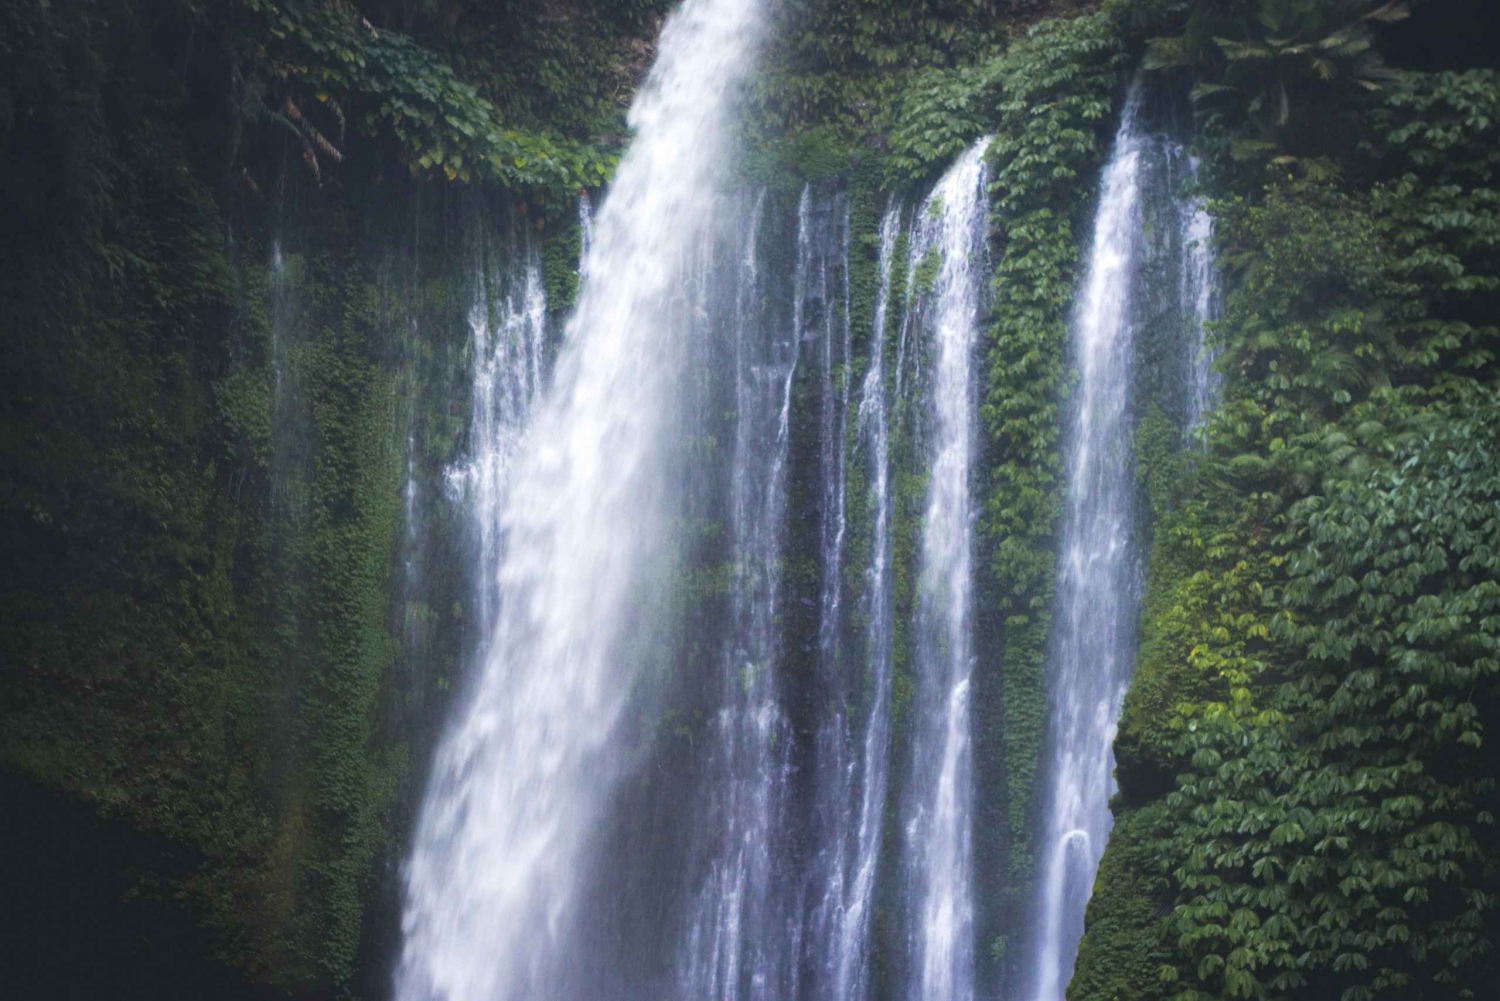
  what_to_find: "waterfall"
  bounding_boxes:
[395,1,765,998]
[812,202,904,1001]
[1025,83,1223,1001]
[447,232,549,631]
[1027,83,1148,1001]
[579,190,595,285]
[674,182,856,1001]
[1179,156,1220,432]
[673,185,793,1001]
[903,139,992,1001]
[802,188,861,998]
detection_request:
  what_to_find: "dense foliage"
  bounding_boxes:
[1,0,535,995]
[978,9,1124,883]
[1071,14,1500,998]
[227,0,633,212]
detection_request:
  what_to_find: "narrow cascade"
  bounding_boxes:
[579,190,595,285]
[804,184,857,997]
[903,140,992,1001]
[674,186,790,1001]
[810,202,904,1001]
[1028,85,1149,1001]
[1026,85,1222,1001]
[395,1,765,998]
[1178,156,1220,432]
[449,231,549,631]
[675,184,850,1001]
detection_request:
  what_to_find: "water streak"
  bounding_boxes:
[579,190,596,286]
[831,202,906,1001]
[675,185,842,1001]
[904,140,992,1001]
[1178,157,1220,432]
[799,186,896,1000]
[1026,84,1151,1001]
[447,237,549,630]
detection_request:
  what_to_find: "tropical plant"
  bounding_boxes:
[1145,1,1410,139]
[229,0,618,209]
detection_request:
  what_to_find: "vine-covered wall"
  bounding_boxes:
[0,2,582,994]
[1070,4,1500,998]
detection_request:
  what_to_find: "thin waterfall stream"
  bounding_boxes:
[674,184,800,1001]
[1025,84,1221,1001]
[1029,86,1149,1001]
[903,139,992,1001]
[821,202,904,1001]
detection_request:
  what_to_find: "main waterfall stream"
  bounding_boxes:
[395,0,765,998]
[902,140,991,1001]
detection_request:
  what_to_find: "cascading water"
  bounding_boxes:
[579,191,595,285]
[675,182,859,1001]
[803,186,860,999]
[673,185,795,1001]
[395,1,765,998]
[902,139,992,1001]
[447,232,549,630]
[1178,157,1220,432]
[1027,84,1148,1001]
[1025,84,1222,1001]
[809,202,904,1001]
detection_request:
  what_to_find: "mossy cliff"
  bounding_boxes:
[1,0,648,995]
[1070,4,1500,997]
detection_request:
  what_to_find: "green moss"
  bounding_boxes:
[912,245,943,298]
[294,261,407,983]
[542,208,584,315]
[840,163,886,688]
[1067,803,1176,1001]
[1133,400,1184,521]
[978,9,1124,885]
[739,124,862,195]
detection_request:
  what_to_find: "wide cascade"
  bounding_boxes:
[399,34,1222,1001]
[1024,86,1220,1001]
[394,1,765,998]
[673,185,833,1001]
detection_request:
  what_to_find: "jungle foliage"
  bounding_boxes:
[1070,7,1500,997]
[978,10,1124,886]
[2,0,523,996]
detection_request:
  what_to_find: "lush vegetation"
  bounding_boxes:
[1,0,542,995]
[978,7,1124,886]
[1070,5,1500,998]
[226,0,634,210]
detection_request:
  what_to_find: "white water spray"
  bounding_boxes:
[395,2,765,997]
[1027,86,1146,1001]
[904,139,991,1001]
